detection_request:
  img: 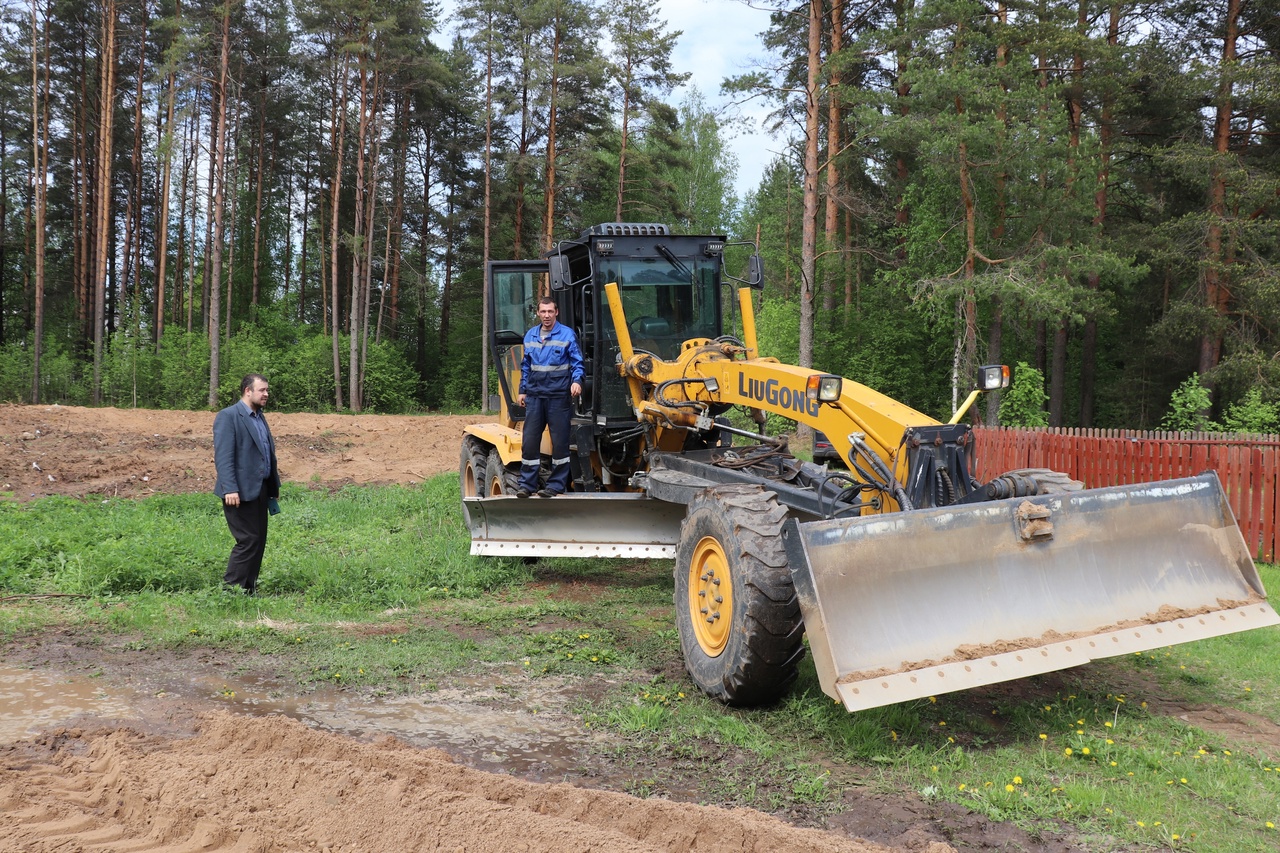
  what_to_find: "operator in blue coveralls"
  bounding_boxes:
[516,296,584,498]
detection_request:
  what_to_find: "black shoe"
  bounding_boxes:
[537,488,560,498]
[515,489,531,498]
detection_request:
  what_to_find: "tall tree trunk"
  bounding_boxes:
[207,1,232,407]
[30,0,51,402]
[91,0,118,404]
[329,53,350,409]
[480,9,494,411]
[1079,0,1117,426]
[798,0,821,377]
[821,0,842,313]
[250,96,268,316]
[1198,0,1241,395]
[542,20,562,255]
[348,54,374,412]
[154,0,179,351]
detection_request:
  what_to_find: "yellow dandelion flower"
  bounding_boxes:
[1005,784,1015,792]
[937,720,946,727]
[958,783,966,791]
[1013,776,1022,785]
[1180,778,1188,784]
[1106,739,1114,745]
[1110,761,1117,767]
[677,692,685,698]
[1266,822,1275,829]
[1104,721,1113,728]
[1137,821,1146,828]
[948,736,955,743]
[1172,835,1180,841]
[1039,733,1048,740]
[929,696,937,703]
[1044,705,1052,711]
[1077,729,1084,734]
[890,731,899,741]
[1082,747,1091,755]
[1064,748,1073,756]
[1077,719,1085,725]
[932,765,939,773]
[1224,750,1232,756]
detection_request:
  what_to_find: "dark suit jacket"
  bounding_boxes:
[213,400,280,502]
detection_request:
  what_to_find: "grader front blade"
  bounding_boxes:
[463,493,687,559]
[787,473,1280,712]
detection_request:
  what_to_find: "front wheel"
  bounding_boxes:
[673,485,805,706]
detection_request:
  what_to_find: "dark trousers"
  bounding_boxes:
[223,494,269,592]
[519,395,573,493]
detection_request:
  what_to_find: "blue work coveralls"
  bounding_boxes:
[518,321,585,494]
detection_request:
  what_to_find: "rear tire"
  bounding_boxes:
[674,485,805,706]
[486,449,518,496]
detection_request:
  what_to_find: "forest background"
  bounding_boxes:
[0,0,1277,432]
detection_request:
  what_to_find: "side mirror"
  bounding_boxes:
[548,254,572,291]
[746,254,765,289]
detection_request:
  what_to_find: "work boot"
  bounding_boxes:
[515,488,531,498]
[537,488,559,498]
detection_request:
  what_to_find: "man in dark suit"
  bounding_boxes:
[213,373,280,593]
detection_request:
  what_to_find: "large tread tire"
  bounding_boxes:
[486,449,520,496]
[674,484,805,707]
[1008,467,1084,495]
[459,438,488,499]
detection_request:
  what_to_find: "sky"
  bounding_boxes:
[433,0,786,200]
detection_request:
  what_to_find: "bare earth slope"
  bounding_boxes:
[1,403,474,501]
[1,711,949,853]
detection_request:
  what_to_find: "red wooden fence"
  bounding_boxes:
[971,427,1280,562]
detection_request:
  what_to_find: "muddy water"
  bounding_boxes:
[0,662,606,778]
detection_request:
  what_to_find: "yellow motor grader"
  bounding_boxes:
[461,223,1278,712]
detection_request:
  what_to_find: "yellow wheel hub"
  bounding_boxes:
[688,535,734,657]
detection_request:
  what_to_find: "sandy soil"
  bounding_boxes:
[10,403,1272,851]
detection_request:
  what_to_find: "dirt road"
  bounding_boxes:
[1,404,1064,852]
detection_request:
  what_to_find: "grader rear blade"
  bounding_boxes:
[788,473,1280,712]
[464,493,687,558]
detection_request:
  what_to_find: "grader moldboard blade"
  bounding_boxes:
[464,493,687,558]
[786,473,1280,712]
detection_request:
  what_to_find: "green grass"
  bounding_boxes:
[2,478,1279,851]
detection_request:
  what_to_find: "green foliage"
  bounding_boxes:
[1161,374,1214,432]
[1219,389,1280,435]
[998,363,1049,427]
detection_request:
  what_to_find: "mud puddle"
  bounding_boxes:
[1,662,609,779]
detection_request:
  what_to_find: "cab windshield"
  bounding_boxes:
[597,255,719,360]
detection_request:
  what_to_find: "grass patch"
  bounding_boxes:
[3,477,1279,851]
